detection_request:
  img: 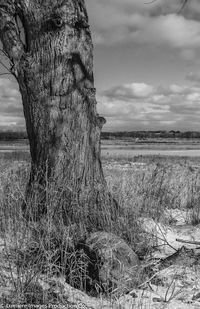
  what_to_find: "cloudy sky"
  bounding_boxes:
[1,0,200,131]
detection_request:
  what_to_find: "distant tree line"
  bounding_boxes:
[101,131,200,139]
[1,130,200,141]
[0,131,27,141]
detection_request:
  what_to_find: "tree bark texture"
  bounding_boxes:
[0,0,117,229]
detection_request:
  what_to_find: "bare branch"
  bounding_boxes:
[143,0,189,12]
[178,0,189,13]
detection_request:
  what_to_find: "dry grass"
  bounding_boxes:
[104,156,200,224]
[0,153,200,305]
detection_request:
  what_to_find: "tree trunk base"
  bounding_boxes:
[22,172,119,234]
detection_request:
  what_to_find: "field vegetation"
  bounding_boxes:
[1,146,200,308]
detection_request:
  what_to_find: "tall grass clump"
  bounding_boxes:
[0,157,142,304]
[0,162,97,303]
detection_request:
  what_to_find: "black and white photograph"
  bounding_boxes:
[1,0,200,308]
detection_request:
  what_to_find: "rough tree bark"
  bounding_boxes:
[0,0,117,229]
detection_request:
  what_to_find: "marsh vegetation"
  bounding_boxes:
[1,139,200,308]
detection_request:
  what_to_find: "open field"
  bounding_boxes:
[101,138,200,158]
[0,140,29,153]
[2,138,200,156]
[1,139,200,307]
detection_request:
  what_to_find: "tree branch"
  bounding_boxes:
[178,0,188,14]
[0,0,25,75]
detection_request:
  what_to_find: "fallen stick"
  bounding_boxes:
[176,238,200,245]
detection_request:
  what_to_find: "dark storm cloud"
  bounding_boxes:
[86,0,200,65]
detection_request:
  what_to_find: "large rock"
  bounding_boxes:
[85,232,140,293]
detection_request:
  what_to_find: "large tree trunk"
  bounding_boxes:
[0,0,117,230]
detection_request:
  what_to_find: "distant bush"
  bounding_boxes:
[101,130,200,139]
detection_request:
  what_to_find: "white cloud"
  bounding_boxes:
[144,14,200,49]
[187,93,200,101]
[0,78,24,128]
[125,83,154,98]
[97,81,200,131]
[103,82,154,100]
[169,84,186,94]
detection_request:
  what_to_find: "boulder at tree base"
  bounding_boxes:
[85,232,140,293]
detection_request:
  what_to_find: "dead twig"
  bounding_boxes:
[176,238,200,246]
[156,223,177,251]
[138,272,160,289]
